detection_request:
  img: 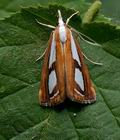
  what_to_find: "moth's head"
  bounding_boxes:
[58,10,64,26]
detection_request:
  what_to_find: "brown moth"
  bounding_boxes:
[37,10,101,106]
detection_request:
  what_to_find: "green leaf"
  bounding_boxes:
[81,22,120,43]
[101,0,120,23]
[86,0,120,25]
[0,0,89,19]
[0,6,120,140]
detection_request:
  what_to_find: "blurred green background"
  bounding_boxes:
[0,0,120,23]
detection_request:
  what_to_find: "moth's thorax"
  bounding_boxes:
[58,24,67,43]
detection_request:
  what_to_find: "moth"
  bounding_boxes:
[37,10,102,106]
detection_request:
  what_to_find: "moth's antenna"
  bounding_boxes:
[66,11,79,25]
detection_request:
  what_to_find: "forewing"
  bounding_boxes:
[39,30,65,106]
[65,30,96,104]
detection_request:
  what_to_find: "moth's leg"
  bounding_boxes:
[36,48,47,62]
[36,19,55,29]
[82,52,103,66]
[71,27,101,46]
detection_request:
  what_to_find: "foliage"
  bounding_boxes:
[0,1,120,140]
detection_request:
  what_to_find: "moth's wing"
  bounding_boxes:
[65,30,96,104]
[39,31,65,106]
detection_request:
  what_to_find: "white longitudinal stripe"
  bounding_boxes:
[49,33,56,68]
[48,71,57,94]
[74,89,84,96]
[75,68,84,91]
[70,31,81,66]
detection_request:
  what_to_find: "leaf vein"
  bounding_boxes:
[98,88,120,128]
